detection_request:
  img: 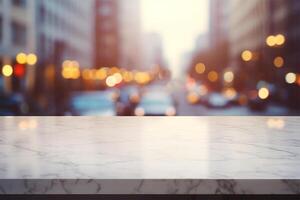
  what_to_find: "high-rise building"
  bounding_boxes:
[37,0,94,67]
[118,0,142,69]
[226,0,300,107]
[94,0,119,68]
[227,0,269,68]
[0,0,94,67]
[0,0,36,61]
[0,0,37,94]
[209,0,229,47]
[94,0,142,70]
[0,0,95,111]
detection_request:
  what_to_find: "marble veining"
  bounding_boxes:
[0,117,300,194]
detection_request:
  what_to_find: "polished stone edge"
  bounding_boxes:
[0,179,300,194]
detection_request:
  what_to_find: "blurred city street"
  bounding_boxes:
[0,0,300,116]
[171,81,292,116]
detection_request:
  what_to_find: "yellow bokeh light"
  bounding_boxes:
[96,68,107,80]
[72,68,81,79]
[62,65,80,80]
[134,72,151,85]
[241,50,253,62]
[266,35,276,47]
[110,67,120,75]
[114,73,123,84]
[16,53,27,64]
[276,34,285,46]
[224,71,234,83]
[273,56,284,68]
[195,63,206,74]
[285,72,297,84]
[2,65,13,77]
[266,34,285,47]
[27,54,38,65]
[123,71,134,83]
[258,87,270,100]
[187,92,199,104]
[208,71,219,82]
[106,75,117,87]
[82,69,93,80]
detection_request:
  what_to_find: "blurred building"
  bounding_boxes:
[209,0,229,47]
[118,0,142,69]
[142,33,166,70]
[0,0,37,94]
[227,0,269,68]
[94,0,142,70]
[0,0,95,114]
[37,0,94,67]
[0,0,36,59]
[94,0,119,67]
[0,0,94,70]
[226,0,300,107]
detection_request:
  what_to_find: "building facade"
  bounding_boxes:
[226,0,300,107]
[118,0,142,69]
[0,0,36,62]
[0,0,95,114]
[209,0,229,47]
[37,0,94,67]
[94,0,119,68]
[94,0,142,70]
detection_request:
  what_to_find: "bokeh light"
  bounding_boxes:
[27,54,38,65]
[2,65,13,77]
[208,71,219,82]
[16,53,27,64]
[223,71,234,83]
[285,72,297,84]
[273,56,284,68]
[258,87,270,100]
[241,50,253,62]
[195,63,206,74]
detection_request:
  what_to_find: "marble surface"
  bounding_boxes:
[0,117,300,194]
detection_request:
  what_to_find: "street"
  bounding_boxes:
[171,80,292,116]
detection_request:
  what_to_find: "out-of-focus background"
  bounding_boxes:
[0,0,299,116]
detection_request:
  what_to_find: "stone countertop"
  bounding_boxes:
[0,117,300,194]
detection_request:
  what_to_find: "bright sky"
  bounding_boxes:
[141,0,209,77]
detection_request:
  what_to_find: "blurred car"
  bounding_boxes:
[117,86,141,116]
[70,92,117,116]
[207,93,230,108]
[135,92,176,116]
[0,94,25,116]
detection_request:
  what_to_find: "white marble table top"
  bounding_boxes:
[0,117,299,180]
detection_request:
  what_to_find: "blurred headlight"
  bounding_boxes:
[166,107,176,116]
[135,107,145,116]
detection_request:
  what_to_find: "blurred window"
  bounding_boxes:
[12,0,26,8]
[11,22,26,46]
